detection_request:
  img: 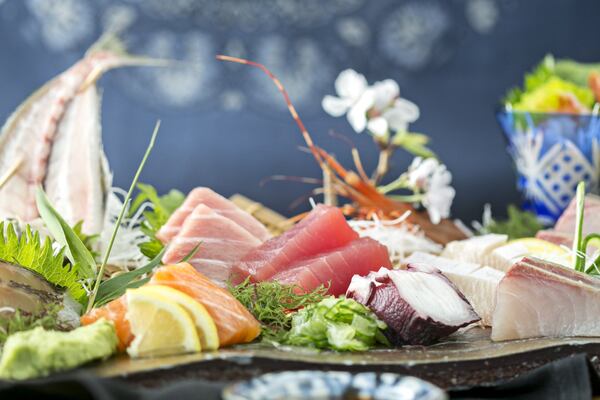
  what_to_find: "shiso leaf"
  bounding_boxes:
[0,222,86,303]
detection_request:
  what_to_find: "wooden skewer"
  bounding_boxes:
[0,157,23,191]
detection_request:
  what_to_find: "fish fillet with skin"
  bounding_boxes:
[81,264,260,350]
[162,204,262,284]
[43,85,111,235]
[232,204,359,284]
[0,51,130,224]
[271,237,392,296]
[492,257,600,341]
[157,187,271,244]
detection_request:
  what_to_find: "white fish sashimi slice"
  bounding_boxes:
[441,234,508,266]
[491,257,600,341]
[43,86,109,235]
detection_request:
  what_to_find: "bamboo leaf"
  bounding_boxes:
[94,247,165,307]
[35,187,97,280]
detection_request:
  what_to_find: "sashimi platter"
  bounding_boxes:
[2,36,600,388]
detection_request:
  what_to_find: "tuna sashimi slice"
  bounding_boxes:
[405,252,503,326]
[270,237,391,296]
[232,204,359,284]
[491,257,600,341]
[347,267,479,345]
[81,263,261,349]
[157,187,271,244]
[162,204,262,284]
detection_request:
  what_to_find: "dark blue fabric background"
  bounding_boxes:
[1,0,599,222]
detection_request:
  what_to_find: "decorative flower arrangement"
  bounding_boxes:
[322,69,455,224]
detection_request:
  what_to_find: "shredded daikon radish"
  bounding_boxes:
[349,212,442,265]
[97,187,149,270]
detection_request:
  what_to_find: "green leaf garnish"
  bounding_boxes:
[228,279,327,341]
[479,205,543,240]
[573,181,586,271]
[35,188,97,280]
[94,247,166,307]
[86,121,161,312]
[130,183,185,259]
[0,222,86,303]
[285,296,388,351]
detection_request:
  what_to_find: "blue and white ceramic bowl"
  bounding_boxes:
[496,109,600,224]
[222,370,447,400]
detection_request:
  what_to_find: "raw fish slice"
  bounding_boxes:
[441,234,507,266]
[81,264,260,349]
[0,260,62,314]
[536,194,600,247]
[80,296,132,352]
[157,187,271,244]
[404,252,503,326]
[162,204,262,283]
[491,257,600,341]
[232,204,359,283]
[0,50,133,223]
[43,85,110,235]
[271,237,391,296]
[151,264,260,346]
[347,267,479,345]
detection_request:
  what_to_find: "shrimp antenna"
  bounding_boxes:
[216,55,325,169]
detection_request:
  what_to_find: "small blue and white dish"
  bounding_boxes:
[496,109,600,224]
[222,370,447,400]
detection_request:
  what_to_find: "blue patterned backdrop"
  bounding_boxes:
[0,0,599,221]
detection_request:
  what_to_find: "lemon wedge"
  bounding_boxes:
[125,288,201,358]
[490,238,571,271]
[139,285,219,351]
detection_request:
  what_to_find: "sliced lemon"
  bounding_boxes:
[139,285,219,351]
[125,288,201,358]
[509,238,571,266]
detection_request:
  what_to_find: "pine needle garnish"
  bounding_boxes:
[228,279,327,341]
[0,222,86,303]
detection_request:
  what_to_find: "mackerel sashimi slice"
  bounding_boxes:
[162,204,262,284]
[157,187,271,243]
[271,237,391,296]
[231,204,359,284]
[492,257,600,341]
[347,267,479,345]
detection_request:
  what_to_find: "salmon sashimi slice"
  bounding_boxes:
[80,296,132,352]
[231,204,359,284]
[156,187,271,244]
[271,237,392,296]
[162,204,262,284]
[491,257,600,341]
[150,263,260,346]
[81,263,260,350]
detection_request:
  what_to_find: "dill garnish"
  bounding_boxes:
[228,279,327,341]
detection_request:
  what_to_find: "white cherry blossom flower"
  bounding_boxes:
[367,98,420,137]
[407,157,455,224]
[322,69,374,133]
